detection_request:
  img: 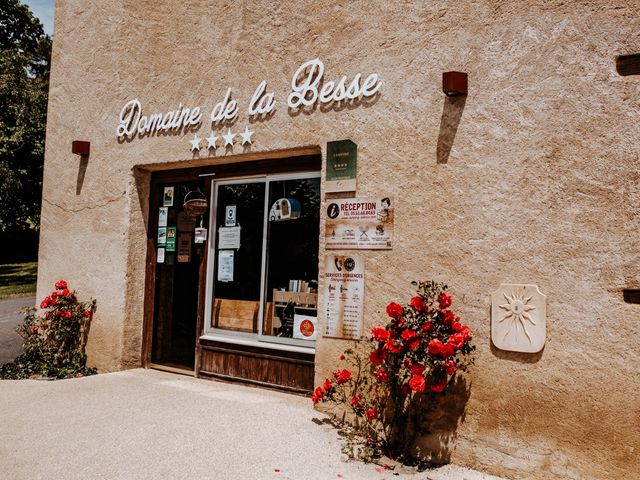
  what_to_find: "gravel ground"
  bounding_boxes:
[0,369,506,480]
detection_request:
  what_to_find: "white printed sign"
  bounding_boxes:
[218,226,241,249]
[325,197,393,250]
[324,254,364,340]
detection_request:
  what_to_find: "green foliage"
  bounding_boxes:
[0,1,51,232]
[0,280,98,379]
[0,261,37,299]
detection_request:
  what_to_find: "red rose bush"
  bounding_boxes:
[0,280,97,379]
[312,281,475,462]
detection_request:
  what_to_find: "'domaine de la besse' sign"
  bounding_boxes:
[116,59,382,140]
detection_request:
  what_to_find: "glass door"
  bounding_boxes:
[205,173,320,348]
[209,179,267,334]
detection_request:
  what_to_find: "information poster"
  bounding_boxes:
[323,254,364,340]
[157,227,167,245]
[326,140,357,193]
[156,247,165,264]
[163,186,174,206]
[217,250,234,282]
[177,233,192,262]
[166,226,176,252]
[218,226,241,249]
[325,197,394,250]
[158,207,168,227]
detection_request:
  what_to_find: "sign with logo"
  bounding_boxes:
[326,140,357,193]
[324,254,364,340]
[325,197,393,250]
[293,311,318,341]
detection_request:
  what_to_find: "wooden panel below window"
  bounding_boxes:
[198,340,315,393]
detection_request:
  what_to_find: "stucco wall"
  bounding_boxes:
[38,1,639,479]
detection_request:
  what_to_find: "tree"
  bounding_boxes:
[0,1,50,232]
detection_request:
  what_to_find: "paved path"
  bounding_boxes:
[0,369,505,480]
[0,295,35,365]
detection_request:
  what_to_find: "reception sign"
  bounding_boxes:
[325,197,393,249]
[323,254,364,340]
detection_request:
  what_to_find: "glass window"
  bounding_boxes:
[205,173,320,348]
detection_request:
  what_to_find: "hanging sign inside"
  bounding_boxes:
[324,254,364,340]
[325,197,394,250]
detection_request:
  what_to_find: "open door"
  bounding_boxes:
[149,179,205,371]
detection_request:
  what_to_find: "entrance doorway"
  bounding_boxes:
[142,151,322,390]
[150,180,204,371]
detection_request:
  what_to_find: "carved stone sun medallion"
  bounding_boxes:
[491,284,546,353]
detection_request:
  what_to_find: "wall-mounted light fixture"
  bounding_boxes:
[442,71,468,96]
[72,140,90,155]
[616,54,640,76]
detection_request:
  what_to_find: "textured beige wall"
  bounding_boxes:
[38,1,639,478]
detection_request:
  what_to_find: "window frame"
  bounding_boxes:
[202,171,321,352]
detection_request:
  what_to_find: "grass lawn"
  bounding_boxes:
[0,262,38,300]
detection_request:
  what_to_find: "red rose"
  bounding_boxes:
[339,354,346,361]
[351,393,362,407]
[430,380,447,393]
[401,329,417,341]
[30,327,38,335]
[51,291,59,299]
[386,302,403,319]
[83,310,92,318]
[408,338,420,350]
[365,408,377,421]
[410,296,427,313]
[441,310,455,326]
[59,310,72,319]
[312,386,325,404]
[401,383,412,396]
[409,375,426,392]
[461,326,472,341]
[60,288,71,297]
[447,333,466,350]
[428,339,444,356]
[410,364,425,376]
[371,327,390,342]
[440,343,455,358]
[55,280,68,290]
[40,297,51,309]
[443,360,456,375]
[438,292,452,309]
[452,322,463,332]
[385,339,403,355]
[322,379,333,392]
[376,368,389,383]
[369,348,386,365]
[333,369,352,385]
[422,321,433,332]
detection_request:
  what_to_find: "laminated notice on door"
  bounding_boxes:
[218,226,241,249]
[217,250,234,282]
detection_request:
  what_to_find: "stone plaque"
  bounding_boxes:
[491,284,546,353]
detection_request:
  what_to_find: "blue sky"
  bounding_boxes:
[23,0,55,36]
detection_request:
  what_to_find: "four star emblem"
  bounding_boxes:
[190,126,255,153]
